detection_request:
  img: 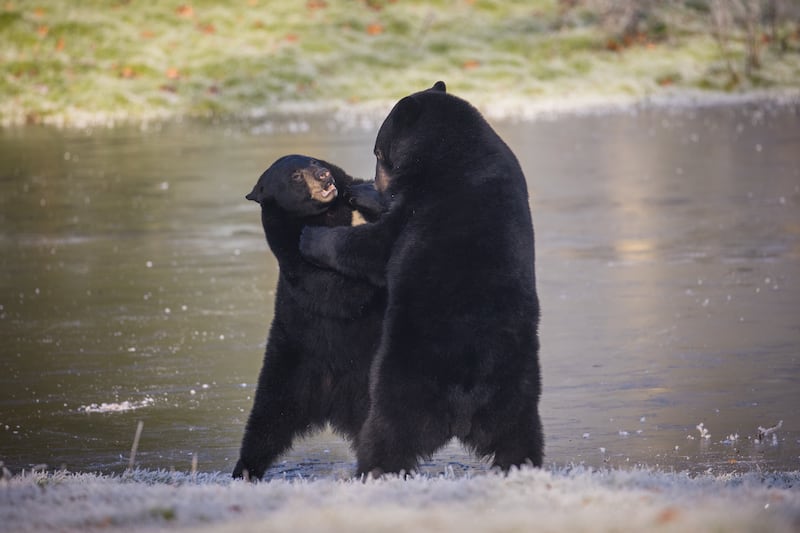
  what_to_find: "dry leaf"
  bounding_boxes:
[366,23,383,36]
[176,5,194,18]
[655,507,679,524]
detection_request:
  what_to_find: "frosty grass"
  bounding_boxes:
[1,466,799,532]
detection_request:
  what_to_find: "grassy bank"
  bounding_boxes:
[1,467,799,532]
[1,1,800,127]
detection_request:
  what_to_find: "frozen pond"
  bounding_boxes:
[0,102,798,477]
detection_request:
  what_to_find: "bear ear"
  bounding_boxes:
[245,184,264,203]
[246,171,272,204]
[431,81,446,93]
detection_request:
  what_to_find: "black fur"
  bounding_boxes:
[233,155,385,480]
[300,83,543,476]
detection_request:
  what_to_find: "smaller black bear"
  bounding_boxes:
[233,155,385,480]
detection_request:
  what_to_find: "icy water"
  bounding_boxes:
[1,103,798,477]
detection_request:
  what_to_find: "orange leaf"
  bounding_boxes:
[366,23,383,36]
[33,7,45,18]
[55,37,65,51]
[36,24,48,37]
[198,22,215,34]
[462,59,480,70]
[166,67,180,79]
[120,66,136,79]
[307,0,327,10]
[284,33,299,43]
[655,507,680,524]
[141,30,155,39]
[176,4,194,18]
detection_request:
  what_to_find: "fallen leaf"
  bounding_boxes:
[176,5,194,18]
[462,59,480,70]
[36,25,48,37]
[307,0,327,10]
[655,507,679,524]
[366,23,383,35]
[55,37,65,51]
[140,30,155,39]
[120,66,136,79]
[198,22,215,34]
[165,67,180,79]
[284,33,299,43]
[33,7,45,18]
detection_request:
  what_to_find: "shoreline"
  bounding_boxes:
[3,88,799,132]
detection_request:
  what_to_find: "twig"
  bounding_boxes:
[710,0,739,86]
[128,420,144,471]
[756,420,783,443]
[191,453,198,481]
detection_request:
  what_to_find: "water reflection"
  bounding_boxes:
[0,103,798,476]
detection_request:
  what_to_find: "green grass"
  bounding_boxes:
[1,1,799,127]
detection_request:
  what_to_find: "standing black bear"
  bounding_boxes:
[233,155,385,480]
[300,82,543,476]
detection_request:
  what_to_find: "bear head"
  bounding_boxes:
[373,81,483,196]
[246,155,338,217]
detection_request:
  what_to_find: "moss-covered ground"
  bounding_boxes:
[2,1,799,127]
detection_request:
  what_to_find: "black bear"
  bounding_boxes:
[233,155,385,480]
[300,82,543,476]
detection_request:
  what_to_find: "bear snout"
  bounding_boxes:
[314,166,333,183]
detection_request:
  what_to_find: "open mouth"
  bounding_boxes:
[319,179,337,199]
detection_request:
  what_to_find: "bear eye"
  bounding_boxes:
[291,172,303,181]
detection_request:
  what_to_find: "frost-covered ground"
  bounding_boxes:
[1,467,799,532]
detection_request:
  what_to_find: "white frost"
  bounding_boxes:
[0,467,798,532]
[79,397,155,414]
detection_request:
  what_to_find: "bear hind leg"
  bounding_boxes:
[464,406,543,471]
[356,407,450,478]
